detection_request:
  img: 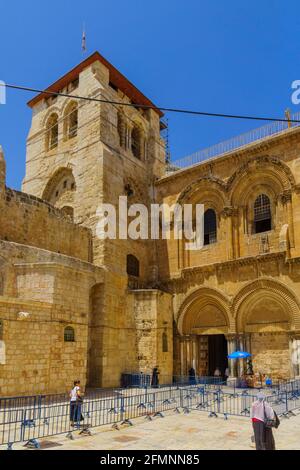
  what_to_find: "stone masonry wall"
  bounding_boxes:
[0,239,103,396]
[0,187,91,262]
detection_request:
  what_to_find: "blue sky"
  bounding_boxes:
[0,0,299,189]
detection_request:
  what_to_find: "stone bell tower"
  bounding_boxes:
[22,52,166,272]
[22,52,173,387]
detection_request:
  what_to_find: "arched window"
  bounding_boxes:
[254,194,272,233]
[131,126,142,159]
[46,113,58,150]
[64,326,75,342]
[204,209,217,245]
[42,168,76,206]
[127,254,140,277]
[65,103,78,139]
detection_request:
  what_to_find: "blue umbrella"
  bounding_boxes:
[228,350,251,359]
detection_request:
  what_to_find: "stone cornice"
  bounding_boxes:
[14,262,104,279]
[160,251,287,286]
[0,296,53,309]
[0,296,89,324]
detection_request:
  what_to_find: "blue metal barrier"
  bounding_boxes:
[1,378,300,448]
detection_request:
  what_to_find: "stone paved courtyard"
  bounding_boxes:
[5,408,300,451]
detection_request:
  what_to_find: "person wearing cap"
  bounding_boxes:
[251,392,276,450]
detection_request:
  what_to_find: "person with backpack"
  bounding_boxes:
[251,392,280,450]
[70,380,84,427]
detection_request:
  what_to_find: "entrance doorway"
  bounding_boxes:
[208,335,228,377]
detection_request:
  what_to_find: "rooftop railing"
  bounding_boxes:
[168,111,300,172]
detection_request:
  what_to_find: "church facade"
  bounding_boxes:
[1,52,300,396]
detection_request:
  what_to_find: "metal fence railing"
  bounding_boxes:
[168,111,300,172]
[1,378,300,449]
[121,374,226,389]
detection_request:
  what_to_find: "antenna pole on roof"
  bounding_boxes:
[285,108,291,129]
[82,23,87,55]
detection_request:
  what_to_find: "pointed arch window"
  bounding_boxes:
[46,113,58,150]
[66,103,78,139]
[204,209,217,245]
[254,194,272,233]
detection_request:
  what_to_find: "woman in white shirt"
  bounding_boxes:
[70,380,82,426]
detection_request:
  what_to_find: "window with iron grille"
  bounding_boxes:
[64,326,75,342]
[47,114,58,150]
[204,209,217,245]
[68,106,78,138]
[254,194,271,233]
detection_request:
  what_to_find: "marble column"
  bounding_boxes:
[226,334,238,377]
[186,337,191,372]
[238,334,246,377]
[222,207,234,260]
[180,336,193,377]
[191,335,198,372]
[281,191,295,248]
[180,337,186,377]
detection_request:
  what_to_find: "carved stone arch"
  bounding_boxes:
[62,100,78,140]
[176,286,234,335]
[41,106,61,128]
[44,111,60,151]
[130,112,147,133]
[42,166,76,207]
[177,176,228,208]
[61,98,77,115]
[228,156,295,206]
[233,278,300,331]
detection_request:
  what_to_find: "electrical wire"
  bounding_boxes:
[1,82,299,123]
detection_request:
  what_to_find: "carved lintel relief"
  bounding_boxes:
[221,206,234,218]
[280,190,292,205]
